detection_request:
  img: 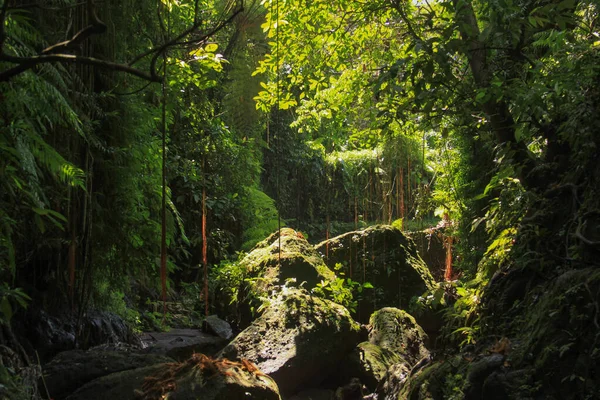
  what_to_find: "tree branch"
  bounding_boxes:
[0,53,160,82]
[129,1,244,68]
[0,0,243,83]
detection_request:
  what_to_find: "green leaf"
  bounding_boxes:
[205,43,219,52]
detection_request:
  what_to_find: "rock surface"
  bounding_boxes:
[66,364,163,400]
[219,288,361,396]
[315,225,435,323]
[66,354,281,400]
[140,329,227,361]
[16,309,139,362]
[244,228,337,292]
[202,315,233,340]
[42,345,173,399]
[407,228,447,282]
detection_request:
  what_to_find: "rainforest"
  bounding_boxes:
[1,0,599,399]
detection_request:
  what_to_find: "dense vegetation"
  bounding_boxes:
[1,0,600,398]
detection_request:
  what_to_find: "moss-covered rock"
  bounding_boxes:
[369,308,430,365]
[506,267,600,399]
[315,225,435,323]
[218,288,361,396]
[244,228,337,289]
[235,228,338,325]
[401,267,600,400]
[397,357,458,400]
[337,308,430,393]
[339,341,403,391]
[407,228,447,282]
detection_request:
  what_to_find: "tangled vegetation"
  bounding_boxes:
[2,0,600,397]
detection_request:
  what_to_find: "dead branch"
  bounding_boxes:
[42,0,106,55]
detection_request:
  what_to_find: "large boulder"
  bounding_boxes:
[15,309,140,362]
[218,288,361,396]
[67,354,281,400]
[315,225,435,323]
[234,228,338,326]
[337,308,430,393]
[244,228,337,292]
[42,345,173,400]
[407,228,447,282]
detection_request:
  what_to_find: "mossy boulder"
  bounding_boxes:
[337,308,430,392]
[244,228,337,290]
[401,267,600,400]
[67,354,281,400]
[397,356,458,400]
[235,228,338,326]
[370,308,430,365]
[218,288,361,396]
[315,225,435,323]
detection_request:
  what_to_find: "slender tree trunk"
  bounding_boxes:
[202,184,208,316]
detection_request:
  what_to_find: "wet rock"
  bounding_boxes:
[67,354,281,400]
[202,315,233,340]
[219,288,361,396]
[42,346,173,400]
[80,311,139,349]
[315,225,435,323]
[140,329,226,361]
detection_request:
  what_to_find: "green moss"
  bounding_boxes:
[369,308,430,365]
[240,228,337,307]
[509,268,600,398]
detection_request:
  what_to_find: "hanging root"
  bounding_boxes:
[574,213,600,248]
